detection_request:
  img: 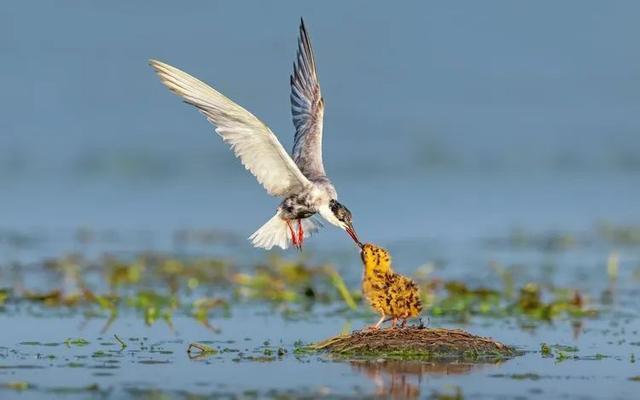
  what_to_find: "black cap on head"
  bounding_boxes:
[330,199,361,247]
[329,199,352,223]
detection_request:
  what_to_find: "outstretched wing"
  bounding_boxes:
[150,59,312,197]
[290,19,326,180]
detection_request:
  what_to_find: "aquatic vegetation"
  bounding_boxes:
[187,342,217,360]
[597,222,640,246]
[128,290,178,326]
[0,236,608,345]
[1,381,30,391]
[47,383,102,395]
[191,297,228,330]
[540,343,552,357]
[514,284,595,320]
[491,372,541,380]
[324,265,358,310]
[64,338,90,347]
[113,334,127,350]
[428,280,596,322]
[107,259,144,288]
[0,248,602,333]
[540,344,581,362]
[232,270,299,303]
[429,281,501,319]
[21,289,85,307]
[607,251,619,281]
[0,289,8,306]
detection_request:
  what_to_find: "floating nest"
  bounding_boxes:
[312,326,517,361]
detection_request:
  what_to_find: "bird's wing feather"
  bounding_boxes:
[150,59,312,197]
[290,19,326,180]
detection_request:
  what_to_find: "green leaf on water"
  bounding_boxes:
[540,343,552,357]
[64,338,90,347]
[2,381,30,391]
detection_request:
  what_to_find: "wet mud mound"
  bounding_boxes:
[313,326,517,361]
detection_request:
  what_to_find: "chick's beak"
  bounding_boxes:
[345,222,362,248]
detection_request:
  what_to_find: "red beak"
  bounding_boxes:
[345,223,363,248]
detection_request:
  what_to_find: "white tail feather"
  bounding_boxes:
[249,213,322,250]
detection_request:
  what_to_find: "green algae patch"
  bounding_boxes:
[1,381,30,391]
[312,327,518,361]
[64,338,90,347]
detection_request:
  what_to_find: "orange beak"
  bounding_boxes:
[345,222,362,248]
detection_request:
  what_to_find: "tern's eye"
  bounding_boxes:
[329,199,339,213]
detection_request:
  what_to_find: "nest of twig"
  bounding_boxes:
[312,326,516,361]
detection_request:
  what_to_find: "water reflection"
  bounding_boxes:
[352,359,486,399]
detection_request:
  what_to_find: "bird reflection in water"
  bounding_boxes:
[351,360,483,399]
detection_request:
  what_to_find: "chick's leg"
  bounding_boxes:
[366,314,387,331]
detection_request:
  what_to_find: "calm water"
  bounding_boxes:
[2,1,640,398]
[0,313,639,399]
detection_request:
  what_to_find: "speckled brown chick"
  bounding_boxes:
[360,243,422,329]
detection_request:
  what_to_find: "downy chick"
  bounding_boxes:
[360,243,422,329]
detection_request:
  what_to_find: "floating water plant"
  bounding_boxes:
[187,342,217,360]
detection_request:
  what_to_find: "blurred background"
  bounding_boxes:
[1,0,639,257]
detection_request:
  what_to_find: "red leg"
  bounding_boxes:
[297,219,304,249]
[286,220,298,248]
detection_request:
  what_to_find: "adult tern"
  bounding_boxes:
[150,19,361,250]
